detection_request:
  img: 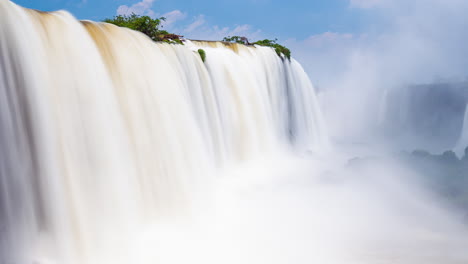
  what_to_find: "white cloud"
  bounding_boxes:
[113,3,263,41]
[184,15,206,33]
[349,0,382,8]
[161,10,187,27]
[117,0,156,17]
[183,23,262,41]
[160,12,262,41]
[304,32,354,47]
[229,25,253,36]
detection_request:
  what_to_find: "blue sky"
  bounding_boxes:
[13,0,380,41]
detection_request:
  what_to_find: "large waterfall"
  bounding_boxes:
[0,1,328,263]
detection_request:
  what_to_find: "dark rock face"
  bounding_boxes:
[412,149,431,158]
[441,150,459,163]
[463,147,468,162]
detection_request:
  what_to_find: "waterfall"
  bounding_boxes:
[377,89,388,126]
[0,1,328,263]
[454,103,468,157]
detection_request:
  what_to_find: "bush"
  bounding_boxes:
[222,36,250,44]
[103,14,183,44]
[197,49,206,62]
[223,36,291,60]
[252,39,291,60]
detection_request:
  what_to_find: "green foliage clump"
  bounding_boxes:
[253,39,291,60]
[197,49,206,62]
[103,14,183,44]
[222,36,249,44]
[223,36,291,60]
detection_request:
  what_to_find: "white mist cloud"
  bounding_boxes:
[127,154,468,264]
[285,32,368,91]
[288,0,468,143]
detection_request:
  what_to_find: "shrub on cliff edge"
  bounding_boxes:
[103,14,183,44]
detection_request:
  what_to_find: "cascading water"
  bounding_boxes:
[0,1,329,263]
[454,103,468,156]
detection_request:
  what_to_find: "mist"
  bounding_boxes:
[1,0,468,263]
[270,0,468,262]
[106,153,468,264]
[288,0,468,150]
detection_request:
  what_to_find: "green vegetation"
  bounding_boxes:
[197,49,206,62]
[223,36,291,60]
[252,39,291,60]
[222,36,250,44]
[101,16,291,59]
[103,14,183,44]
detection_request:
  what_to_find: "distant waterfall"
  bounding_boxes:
[454,103,468,157]
[0,1,328,263]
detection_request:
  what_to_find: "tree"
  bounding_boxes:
[252,39,291,60]
[222,36,250,44]
[103,14,183,44]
